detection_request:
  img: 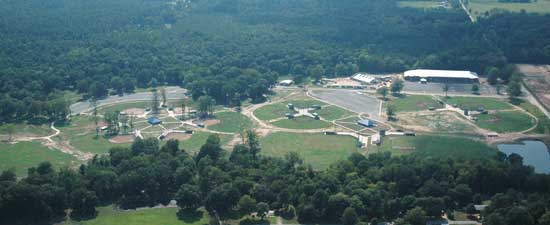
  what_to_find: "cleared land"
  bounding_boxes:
[387,95,444,112]
[519,101,550,134]
[271,116,333,130]
[208,111,254,133]
[396,111,479,135]
[469,0,550,17]
[518,64,550,112]
[59,207,209,225]
[261,132,360,169]
[372,135,496,159]
[443,96,512,110]
[0,141,79,177]
[476,111,536,133]
[178,131,233,153]
[0,123,54,138]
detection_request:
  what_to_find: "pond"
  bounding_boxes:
[497,140,550,174]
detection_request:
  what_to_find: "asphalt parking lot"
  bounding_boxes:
[310,89,381,119]
[403,81,498,96]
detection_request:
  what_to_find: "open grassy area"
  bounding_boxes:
[443,96,512,111]
[261,132,360,169]
[254,103,294,121]
[208,111,254,133]
[271,116,333,130]
[396,112,480,135]
[316,105,356,121]
[178,131,233,153]
[98,101,149,114]
[0,123,54,137]
[59,206,209,225]
[0,141,79,177]
[372,135,496,159]
[469,0,550,17]
[397,1,442,8]
[387,95,444,112]
[69,133,132,154]
[284,98,327,109]
[476,111,536,133]
[519,101,550,134]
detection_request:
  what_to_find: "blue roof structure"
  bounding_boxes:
[358,119,375,127]
[148,117,162,125]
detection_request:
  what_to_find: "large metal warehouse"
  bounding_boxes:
[404,69,479,83]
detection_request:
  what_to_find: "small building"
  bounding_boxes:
[279,80,294,86]
[352,73,377,84]
[420,78,428,84]
[358,119,375,127]
[312,112,320,120]
[148,117,162,125]
[287,103,295,110]
[285,113,295,119]
[404,69,479,83]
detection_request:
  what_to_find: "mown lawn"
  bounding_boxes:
[0,123,54,137]
[69,133,132,154]
[372,135,496,159]
[476,111,536,133]
[254,103,294,121]
[443,96,512,110]
[271,116,332,130]
[98,101,149,114]
[387,95,444,112]
[208,111,253,133]
[59,206,209,225]
[179,131,233,153]
[519,101,550,134]
[0,141,79,177]
[261,132,360,169]
[316,105,355,121]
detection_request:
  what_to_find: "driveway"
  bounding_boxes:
[70,86,186,114]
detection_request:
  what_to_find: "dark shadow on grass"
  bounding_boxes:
[177,208,203,223]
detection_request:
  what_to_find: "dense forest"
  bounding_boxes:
[1,135,550,225]
[1,0,550,124]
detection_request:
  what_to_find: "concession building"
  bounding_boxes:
[404,69,479,83]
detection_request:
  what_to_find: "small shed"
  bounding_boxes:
[287,103,295,110]
[312,112,320,120]
[358,119,375,127]
[148,117,162,125]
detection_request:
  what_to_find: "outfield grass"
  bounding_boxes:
[476,111,536,133]
[0,141,79,177]
[469,0,550,17]
[208,111,254,133]
[179,131,233,153]
[284,98,326,109]
[271,116,332,130]
[316,105,356,121]
[443,96,512,111]
[372,135,496,159]
[59,206,209,225]
[98,101,149,114]
[261,132,360,169]
[0,123,54,137]
[519,101,550,134]
[69,133,132,154]
[254,103,294,121]
[387,95,444,112]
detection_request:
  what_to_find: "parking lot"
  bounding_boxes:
[310,89,381,120]
[403,81,498,96]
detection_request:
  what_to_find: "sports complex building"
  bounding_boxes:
[404,69,479,83]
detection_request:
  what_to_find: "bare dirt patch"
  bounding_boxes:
[109,135,135,144]
[123,108,146,115]
[203,119,221,126]
[164,132,191,141]
[517,64,550,110]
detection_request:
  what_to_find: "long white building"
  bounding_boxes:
[404,69,479,83]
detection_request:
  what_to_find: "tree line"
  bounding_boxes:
[1,133,550,225]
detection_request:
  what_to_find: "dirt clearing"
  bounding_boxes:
[164,132,192,141]
[109,135,135,144]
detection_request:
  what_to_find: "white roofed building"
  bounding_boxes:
[278,79,294,86]
[404,69,479,83]
[351,73,377,84]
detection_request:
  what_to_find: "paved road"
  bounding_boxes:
[309,89,381,120]
[70,86,186,114]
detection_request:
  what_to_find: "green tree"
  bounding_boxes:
[471,84,480,94]
[197,135,223,161]
[1,124,16,142]
[377,86,389,100]
[507,80,521,100]
[246,130,261,159]
[176,184,202,210]
[487,66,499,85]
[238,195,257,216]
[341,207,359,225]
[403,207,427,225]
[539,211,550,225]
[390,78,404,96]
[308,64,325,83]
[443,83,449,97]
[151,89,160,114]
[160,87,167,107]
[256,202,269,220]
[198,95,215,118]
[69,188,98,220]
[386,105,395,120]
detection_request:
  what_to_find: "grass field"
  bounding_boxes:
[476,111,536,133]
[0,141,79,177]
[397,1,442,8]
[316,105,356,121]
[59,206,209,225]
[69,133,132,154]
[519,101,550,134]
[284,98,326,109]
[469,0,550,17]
[98,101,149,114]
[0,123,54,137]
[254,103,294,121]
[396,112,480,135]
[178,131,233,153]
[261,132,360,169]
[387,95,444,112]
[372,135,496,159]
[271,116,332,130]
[208,111,254,133]
[443,96,513,111]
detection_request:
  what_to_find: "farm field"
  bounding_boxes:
[397,1,442,8]
[0,141,79,177]
[442,96,512,110]
[58,207,209,225]
[271,116,333,130]
[208,111,254,133]
[386,95,444,112]
[261,132,360,169]
[469,0,550,17]
[372,135,496,159]
[476,111,536,133]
